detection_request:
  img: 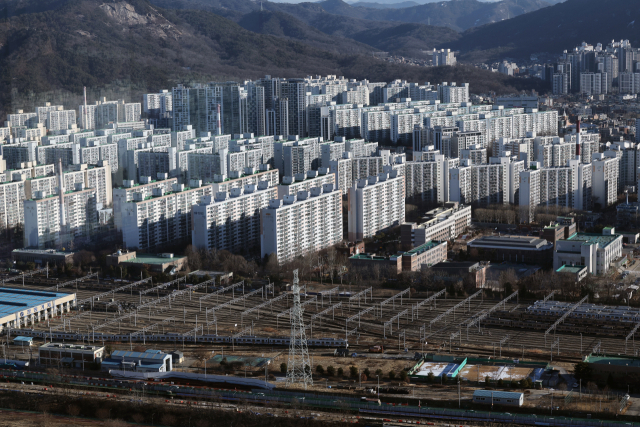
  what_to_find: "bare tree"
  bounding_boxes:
[325,247,338,285]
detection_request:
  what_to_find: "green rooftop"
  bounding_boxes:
[565,232,619,248]
[405,240,443,256]
[556,265,586,274]
[586,354,640,368]
[121,254,186,265]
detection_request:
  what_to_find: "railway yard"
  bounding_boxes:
[2,271,639,364]
[0,270,639,426]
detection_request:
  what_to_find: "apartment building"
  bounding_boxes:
[329,152,353,194]
[112,176,178,231]
[347,171,405,242]
[519,167,542,223]
[121,182,213,250]
[192,181,277,253]
[459,145,486,166]
[24,184,98,249]
[261,184,342,264]
[211,166,278,194]
[277,169,335,199]
[320,139,346,168]
[45,109,76,132]
[469,157,510,207]
[404,161,438,203]
[0,179,26,228]
[592,154,619,208]
[449,164,472,205]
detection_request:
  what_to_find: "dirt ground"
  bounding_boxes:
[0,410,121,427]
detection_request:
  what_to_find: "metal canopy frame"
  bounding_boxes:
[198,281,245,310]
[46,272,99,291]
[413,288,446,320]
[544,295,588,343]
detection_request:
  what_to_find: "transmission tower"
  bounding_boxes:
[286,269,313,389]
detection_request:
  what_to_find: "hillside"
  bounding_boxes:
[236,10,377,55]
[447,0,640,61]
[350,23,460,57]
[351,1,421,8]
[150,0,463,57]
[0,0,548,116]
[317,0,551,32]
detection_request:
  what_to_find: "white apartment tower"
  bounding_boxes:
[347,171,405,242]
[261,184,342,264]
[121,182,213,250]
[192,181,277,253]
[592,154,619,208]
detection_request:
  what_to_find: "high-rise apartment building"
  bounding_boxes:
[348,171,405,242]
[121,182,213,250]
[192,181,276,253]
[261,184,342,264]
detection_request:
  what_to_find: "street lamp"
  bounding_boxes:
[376,375,380,398]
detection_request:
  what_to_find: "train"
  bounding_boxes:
[7,329,348,347]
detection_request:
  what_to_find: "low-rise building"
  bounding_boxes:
[101,349,172,373]
[429,261,487,288]
[400,203,471,250]
[11,249,74,266]
[401,241,447,272]
[467,235,553,265]
[38,343,104,367]
[348,253,402,276]
[106,250,187,274]
[553,228,623,275]
[555,264,588,282]
[472,390,523,407]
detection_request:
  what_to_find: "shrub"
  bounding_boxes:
[280,362,287,374]
[388,370,396,380]
[337,367,344,377]
[316,365,325,375]
[327,365,335,376]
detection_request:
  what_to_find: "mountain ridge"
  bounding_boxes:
[446,0,640,61]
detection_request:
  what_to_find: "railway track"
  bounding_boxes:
[10,278,638,364]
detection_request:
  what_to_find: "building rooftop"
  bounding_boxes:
[467,235,552,250]
[120,254,186,265]
[12,249,74,256]
[350,253,395,261]
[0,288,73,318]
[405,241,443,256]
[586,355,640,368]
[111,350,169,361]
[556,265,587,274]
[40,342,103,351]
[431,261,480,270]
[564,232,619,248]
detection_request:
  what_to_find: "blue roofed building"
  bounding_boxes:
[0,288,76,332]
[101,349,172,373]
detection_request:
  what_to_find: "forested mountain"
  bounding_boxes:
[447,0,640,61]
